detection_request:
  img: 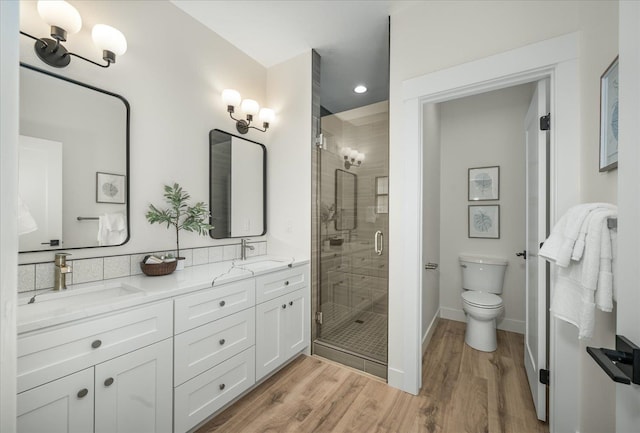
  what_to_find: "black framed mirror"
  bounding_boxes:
[18,63,130,252]
[209,129,266,238]
[335,169,357,230]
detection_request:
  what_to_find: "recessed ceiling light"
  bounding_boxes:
[354,85,367,94]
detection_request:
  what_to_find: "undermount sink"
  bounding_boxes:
[18,283,143,321]
[234,258,289,272]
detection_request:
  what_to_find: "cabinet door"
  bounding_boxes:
[255,296,286,380]
[94,339,173,433]
[17,367,94,433]
[284,288,309,358]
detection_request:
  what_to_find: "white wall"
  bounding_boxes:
[18,0,267,264]
[438,84,533,334]
[265,52,312,260]
[0,2,19,429]
[390,1,618,430]
[616,2,640,430]
[422,103,440,344]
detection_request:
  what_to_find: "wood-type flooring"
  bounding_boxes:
[196,319,549,433]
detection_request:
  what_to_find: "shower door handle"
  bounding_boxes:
[374,231,384,256]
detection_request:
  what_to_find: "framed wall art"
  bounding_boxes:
[468,166,499,201]
[96,172,126,204]
[468,205,500,239]
[599,56,619,172]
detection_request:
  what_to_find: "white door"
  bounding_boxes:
[18,135,63,251]
[17,367,94,433]
[523,79,549,421]
[94,339,173,433]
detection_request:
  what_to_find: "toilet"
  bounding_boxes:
[459,254,508,352]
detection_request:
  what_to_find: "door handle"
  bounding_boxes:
[374,231,384,256]
[516,250,527,259]
[425,263,439,270]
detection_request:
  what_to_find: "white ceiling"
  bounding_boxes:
[171,0,397,113]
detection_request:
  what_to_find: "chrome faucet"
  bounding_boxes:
[54,253,72,291]
[240,238,255,260]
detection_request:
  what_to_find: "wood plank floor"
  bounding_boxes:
[196,319,548,433]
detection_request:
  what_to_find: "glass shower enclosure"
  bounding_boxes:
[312,102,389,379]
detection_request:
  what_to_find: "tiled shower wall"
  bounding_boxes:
[17,240,267,293]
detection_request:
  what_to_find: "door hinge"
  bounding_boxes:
[540,113,551,131]
[540,368,550,385]
[315,311,323,325]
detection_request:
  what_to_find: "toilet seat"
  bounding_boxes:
[462,291,502,309]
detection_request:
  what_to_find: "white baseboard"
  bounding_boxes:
[422,310,440,354]
[440,307,525,334]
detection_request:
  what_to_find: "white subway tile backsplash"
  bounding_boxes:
[223,244,240,261]
[35,262,56,290]
[18,265,35,293]
[192,248,209,266]
[18,240,267,293]
[180,249,193,267]
[209,246,224,263]
[130,254,146,276]
[73,258,104,284]
[104,256,130,280]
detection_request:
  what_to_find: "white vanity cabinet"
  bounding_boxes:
[255,266,310,381]
[17,300,174,433]
[173,279,257,433]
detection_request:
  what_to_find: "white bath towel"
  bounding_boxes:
[18,195,38,235]
[540,203,615,267]
[545,204,617,339]
[98,213,127,246]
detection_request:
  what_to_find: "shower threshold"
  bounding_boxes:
[313,340,387,380]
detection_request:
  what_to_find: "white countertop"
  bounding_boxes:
[17,256,309,334]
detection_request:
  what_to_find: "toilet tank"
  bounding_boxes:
[459,254,508,294]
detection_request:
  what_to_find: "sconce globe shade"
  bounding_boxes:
[349,150,359,160]
[240,99,260,116]
[37,0,82,34]
[259,108,275,124]
[91,24,127,55]
[340,147,351,157]
[222,89,241,107]
[356,152,365,162]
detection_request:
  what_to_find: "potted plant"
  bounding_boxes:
[145,183,214,270]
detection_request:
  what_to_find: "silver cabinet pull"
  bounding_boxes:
[91,340,102,349]
[374,231,384,256]
[425,263,439,270]
[104,377,114,387]
[77,388,88,398]
[219,383,226,390]
[219,300,226,307]
[219,339,226,345]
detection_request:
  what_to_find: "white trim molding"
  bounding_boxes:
[422,311,440,354]
[391,32,580,432]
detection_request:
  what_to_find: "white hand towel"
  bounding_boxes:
[98,213,127,246]
[571,203,616,262]
[596,216,615,312]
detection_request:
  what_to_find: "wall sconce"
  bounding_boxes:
[222,89,274,134]
[20,0,127,68]
[340,147,365,169]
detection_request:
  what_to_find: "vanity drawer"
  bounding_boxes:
[174,279,255,334]
[174,347,255,433]
[17,300,173,393]
[174,308,255,386]
[256,266,309,303]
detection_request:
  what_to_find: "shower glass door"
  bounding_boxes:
[314,101,389,378]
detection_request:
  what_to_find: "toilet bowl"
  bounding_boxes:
[459,255,508,352]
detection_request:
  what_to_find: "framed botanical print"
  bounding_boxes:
[599,56,619,172]
[468,166,499,201]
[468,205,500,239]
[96,172,126,204]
